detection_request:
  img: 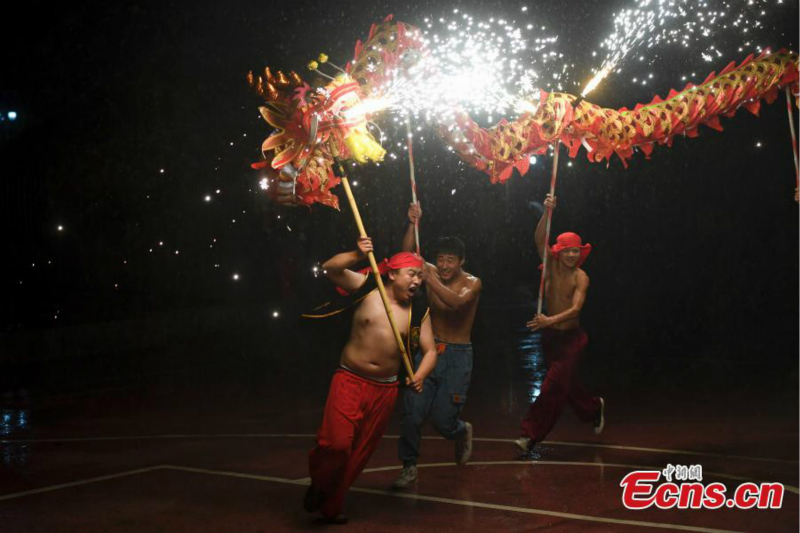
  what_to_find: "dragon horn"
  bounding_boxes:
[289,71,303,86]
[276,71,291,88]
[266,82,280,101]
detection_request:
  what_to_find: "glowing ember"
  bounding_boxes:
[582,0,783,96]
[356,12,564,124]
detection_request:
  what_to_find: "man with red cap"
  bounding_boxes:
[303,236,438,523]
[515,194,604,453]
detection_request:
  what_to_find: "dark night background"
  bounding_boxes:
[1,1,797,393]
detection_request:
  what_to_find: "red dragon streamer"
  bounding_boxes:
[250,16,799,207]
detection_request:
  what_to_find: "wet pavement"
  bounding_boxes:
[1,312,797,533]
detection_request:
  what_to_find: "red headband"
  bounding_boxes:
[336,252,424,295]
[375,252,424,274]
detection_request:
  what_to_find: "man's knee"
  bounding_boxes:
[318,434,352,456]
[402,405,427,428]
[432,414,464,438]
[431,398,465,437]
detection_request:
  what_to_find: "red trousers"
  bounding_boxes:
[521,327,600,442]
[309,368,398,517]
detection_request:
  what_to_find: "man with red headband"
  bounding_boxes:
[515,194,604,453]
[303,236,438,523]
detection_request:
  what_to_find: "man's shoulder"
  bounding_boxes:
[356,284,381,307]
[576,268,589,283]
[462,272,481,287]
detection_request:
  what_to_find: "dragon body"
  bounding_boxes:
[250,16,799,207]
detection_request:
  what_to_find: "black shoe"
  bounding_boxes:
[316,514,349,525]
[303,484,324,513]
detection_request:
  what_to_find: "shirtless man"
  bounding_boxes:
[392,203,482,489]
[515,194,604,453]
[305,237,438,523]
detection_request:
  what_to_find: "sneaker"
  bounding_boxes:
[391,465,418,489]
[303,483,324,513]
[455,421,473,465]
[513,436,533,454]
[593,397,605,435]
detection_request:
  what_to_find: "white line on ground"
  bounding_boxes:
[0,466,164,502]
[2,433,795,466]
[0,464,771,533]
[351,460,800,495]
[350,487,745,533]
[166,465,745,533]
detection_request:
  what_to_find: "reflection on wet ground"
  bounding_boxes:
[1,408,30,468]
[0,309,797,532]
[1,408,29,437]
[515,328,545,403]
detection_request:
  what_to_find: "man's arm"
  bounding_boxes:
[400,203,421,252]
[322,237,372,293]
[527,271,589,331]
[406,316,437,393]
[535,194,556,260]
[423,265,481,311]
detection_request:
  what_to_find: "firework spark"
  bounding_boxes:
[354,11,565,125]
[582,0,782,97]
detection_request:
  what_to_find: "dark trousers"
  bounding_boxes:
[521,327,600,442]
[398,341,473,466]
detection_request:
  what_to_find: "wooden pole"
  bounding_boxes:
[337,166,416,379]
[406,118,421,255]
[536,142,561,316]
[785,87,799,190]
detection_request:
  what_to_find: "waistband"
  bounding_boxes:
[338,365,399,385]
[542,327,586,338]
[435,339,472,351]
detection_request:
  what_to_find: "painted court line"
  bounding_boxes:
[529,439,798,466]
[0,465,302,502]
[0,464,764,533]
[472,437,799,466]
[353,461,800,495]
[2,433,795,466]
[351,487,744,533]
[0,466,163,502]
[166,465,744,533]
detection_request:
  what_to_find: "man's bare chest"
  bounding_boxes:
[547,274,577,299]
[355,297,410,334]
[429,283,466,311]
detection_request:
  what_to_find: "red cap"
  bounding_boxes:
[549,232,591,268]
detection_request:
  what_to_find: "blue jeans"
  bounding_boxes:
[398,341,473,466]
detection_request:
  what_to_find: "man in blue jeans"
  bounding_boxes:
[392,203,482,489]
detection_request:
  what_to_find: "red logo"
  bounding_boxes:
[620,467,784,510]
